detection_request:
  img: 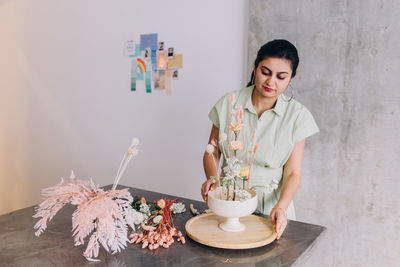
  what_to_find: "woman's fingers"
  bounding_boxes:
[276,217,282,238]
[277,220,286,239]
[210,182,217,191]
[201,183,208,201]
[270,207,287,239]
[275,213,287,239]
[201,180,214,202]
[270,209,277,225]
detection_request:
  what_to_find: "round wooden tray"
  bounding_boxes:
[185,213,277,249]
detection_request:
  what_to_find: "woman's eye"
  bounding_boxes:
[278,76,287,80]
[262,72,270,76]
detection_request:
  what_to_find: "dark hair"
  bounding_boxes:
[247,39,299,87]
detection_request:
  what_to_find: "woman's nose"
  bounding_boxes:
[266,75,275,86]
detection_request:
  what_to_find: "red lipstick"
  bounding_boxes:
[264,86,273,92]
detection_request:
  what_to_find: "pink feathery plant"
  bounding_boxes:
[33,138,139,261]
[33,172,135,261]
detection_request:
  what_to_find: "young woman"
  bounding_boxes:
[202,39,319,239]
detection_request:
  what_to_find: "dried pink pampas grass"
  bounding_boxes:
[33,172,135,262]
[33,138,139,261]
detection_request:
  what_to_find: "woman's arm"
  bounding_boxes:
[270,139,305,238]
[201,125,221,202]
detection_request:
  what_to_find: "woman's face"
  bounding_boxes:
[253,57,293,99]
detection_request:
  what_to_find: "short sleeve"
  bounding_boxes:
[208,106,220,128]
[293,107,319,143]
[208,93,231,129]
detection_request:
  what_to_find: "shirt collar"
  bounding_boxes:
[243,85,286,117]
[273,94,286,116]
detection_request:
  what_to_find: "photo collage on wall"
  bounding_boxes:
[125,33,183,96]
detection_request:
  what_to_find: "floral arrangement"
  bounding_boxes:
[33,138,186,261]
[129,196,186,250]
[206,93,259,202]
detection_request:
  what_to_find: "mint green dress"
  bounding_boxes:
[208,86,319,220]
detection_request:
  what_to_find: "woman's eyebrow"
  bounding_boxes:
[261,66,289,74]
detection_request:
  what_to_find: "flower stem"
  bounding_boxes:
[112,155,132,190]
[233,181,236,200]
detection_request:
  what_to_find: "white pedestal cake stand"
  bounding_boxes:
[185,187,277,249]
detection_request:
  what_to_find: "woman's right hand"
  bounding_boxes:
[201,179,216,202]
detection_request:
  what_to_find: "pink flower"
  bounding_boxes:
[230,141,243,151]
[157,199,166,209]
[230,93,235,106]
[236,105,244,124]
[251,129,257,143]
[254,144,259,153]
[239,167,250,178]
[229,122,243,132]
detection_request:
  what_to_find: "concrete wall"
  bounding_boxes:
[0,0,248,215]
[248,0,400,266]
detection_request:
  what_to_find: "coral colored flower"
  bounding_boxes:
[251,129,257,143]
[230,141,243,151]
[239,167,250,178]
[229,122,243,132]
[230,93,235,106]
[140,197,146,204]
[157,199,166,209]
[254,144,259,153]
[236,105,244,124]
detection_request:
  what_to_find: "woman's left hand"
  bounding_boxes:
[270,206,287,239]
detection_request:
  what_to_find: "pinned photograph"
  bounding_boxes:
[154,70,166,90]
[168,47,174,58]
[157,51,167,69]
[144,48,151,60]
[172,68,179,80]
[158,41,164,51]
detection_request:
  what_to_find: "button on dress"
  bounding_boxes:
[208,86,319,219]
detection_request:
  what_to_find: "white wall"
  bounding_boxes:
[0,0,249,215]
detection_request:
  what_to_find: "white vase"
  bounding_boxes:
[207,187,258,232]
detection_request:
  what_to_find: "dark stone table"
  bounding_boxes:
[0,185,326,267]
